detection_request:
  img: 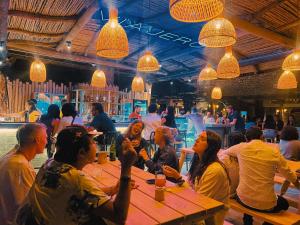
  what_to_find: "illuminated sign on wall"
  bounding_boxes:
[99,10,203,49]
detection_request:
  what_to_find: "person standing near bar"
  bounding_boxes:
[142,103,161,141]
[227,105,245,133]
[0,123,47,225]
[129,105,141,121]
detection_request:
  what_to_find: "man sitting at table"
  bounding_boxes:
[0,123,47,225]
[223,126,300,225]
[139,126,179,181]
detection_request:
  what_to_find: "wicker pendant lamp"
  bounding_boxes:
[131,76,145,92]
[199,17,236,47]
[30,60,46,82]
[211,87,222,99]
[277,71,297,89]
[169,0,224,23]
[217,46,240,79]
[96,8,129,59]
[198,64,218,81]
[282,50,300,71]
[137,51,160,72]
[91,70,107,88]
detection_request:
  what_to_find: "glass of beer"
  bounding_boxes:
[155,174,166,188]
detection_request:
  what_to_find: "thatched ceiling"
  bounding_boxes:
[0,0,300,97]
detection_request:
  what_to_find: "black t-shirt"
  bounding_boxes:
[228,111,245,132]
[116,135,148,169]
[90,113,116,133]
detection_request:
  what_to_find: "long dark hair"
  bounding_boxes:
[125,120,145,139]
[287,114,296,126]
[46,104,60,119]
[189,130,223,184]
[264,115,276,129]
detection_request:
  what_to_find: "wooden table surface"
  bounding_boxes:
[83,160,224,225]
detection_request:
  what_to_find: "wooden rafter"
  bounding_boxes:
[84,28,100,56]
[228,16,295,48]
[252,0,286,19]
[8,42,136,71]
[8,28,64,39]
[0,0,9,42]
[8,40,56,48]
[8,10,77,23]
[277,19,300,31]
[56,1,98,52]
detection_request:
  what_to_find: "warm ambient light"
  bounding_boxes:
[137,51,160,72]
[282,50,300,71]
[199,17,236,47]
[217,46,240,79]
[131,76,144,92]
[198,64,218,81]
[169,0,224,22]
[277,71,297,89]
[91,70,107,88]
[30,60,46,82]
[211,87,222,99]
[96,8,129,59]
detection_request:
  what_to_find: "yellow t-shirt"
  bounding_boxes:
[15,159,109,225]
[29,110,41,123]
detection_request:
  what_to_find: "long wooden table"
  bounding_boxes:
[83,160,224,225]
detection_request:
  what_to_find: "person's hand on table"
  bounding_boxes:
[139,149,149,161]
[163,165,181,180]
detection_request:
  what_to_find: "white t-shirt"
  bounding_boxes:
[142,113,161,140]
[0,148,36,225]
[194,162,230,225]
[56,116,83,134]
[225,140,297,210]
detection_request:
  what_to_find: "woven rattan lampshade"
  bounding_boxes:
[277,71,297,89]
[211,87,222,99]
[30,60,46,82]
[137,51,160,72]
[169,0,224,23]
[217,46,240,79]
[96,8,129,59]
[131,76,144,92]
[199,17,236,47]
[282,50,300,71]
[91,70,106,88]
[198,64,218,81]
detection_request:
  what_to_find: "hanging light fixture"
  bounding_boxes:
[198,64,218,81]
[96,8,129,59]
[277,71,297,89]
[137,51,160,72]
[30,59,46,82]
[217,46,240,79]
[282,50,300,71]
[199,17,236,48]
[131,76,144,92]
[169,0,224,23]
[211,87,222,99]
[91,70,107,88]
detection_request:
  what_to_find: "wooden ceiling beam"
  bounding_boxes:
[8,40,56,48]
[277,19,300,31]
[252,0,286,19]
[228,15,295,48]
[8,28,64,39]
[0,0,9,42]
[8,10,77,23]
[56,1,98,52]
[8,42,136,71]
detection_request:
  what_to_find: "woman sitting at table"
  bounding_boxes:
[116,120,149,169]
[163,131,230,225]
[15,125,137,225]
[139,126,179,181]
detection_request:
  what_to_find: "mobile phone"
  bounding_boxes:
[146,179,155,185]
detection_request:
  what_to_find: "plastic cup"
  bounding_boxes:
[98,151,107,164]
[155,174,166,188]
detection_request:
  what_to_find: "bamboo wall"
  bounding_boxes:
[0,75,69,113]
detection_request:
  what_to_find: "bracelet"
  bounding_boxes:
[120,176,131,182]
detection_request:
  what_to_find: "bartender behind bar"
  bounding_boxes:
[0,99,41,122]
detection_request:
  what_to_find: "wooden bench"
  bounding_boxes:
[229,199,300,225]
